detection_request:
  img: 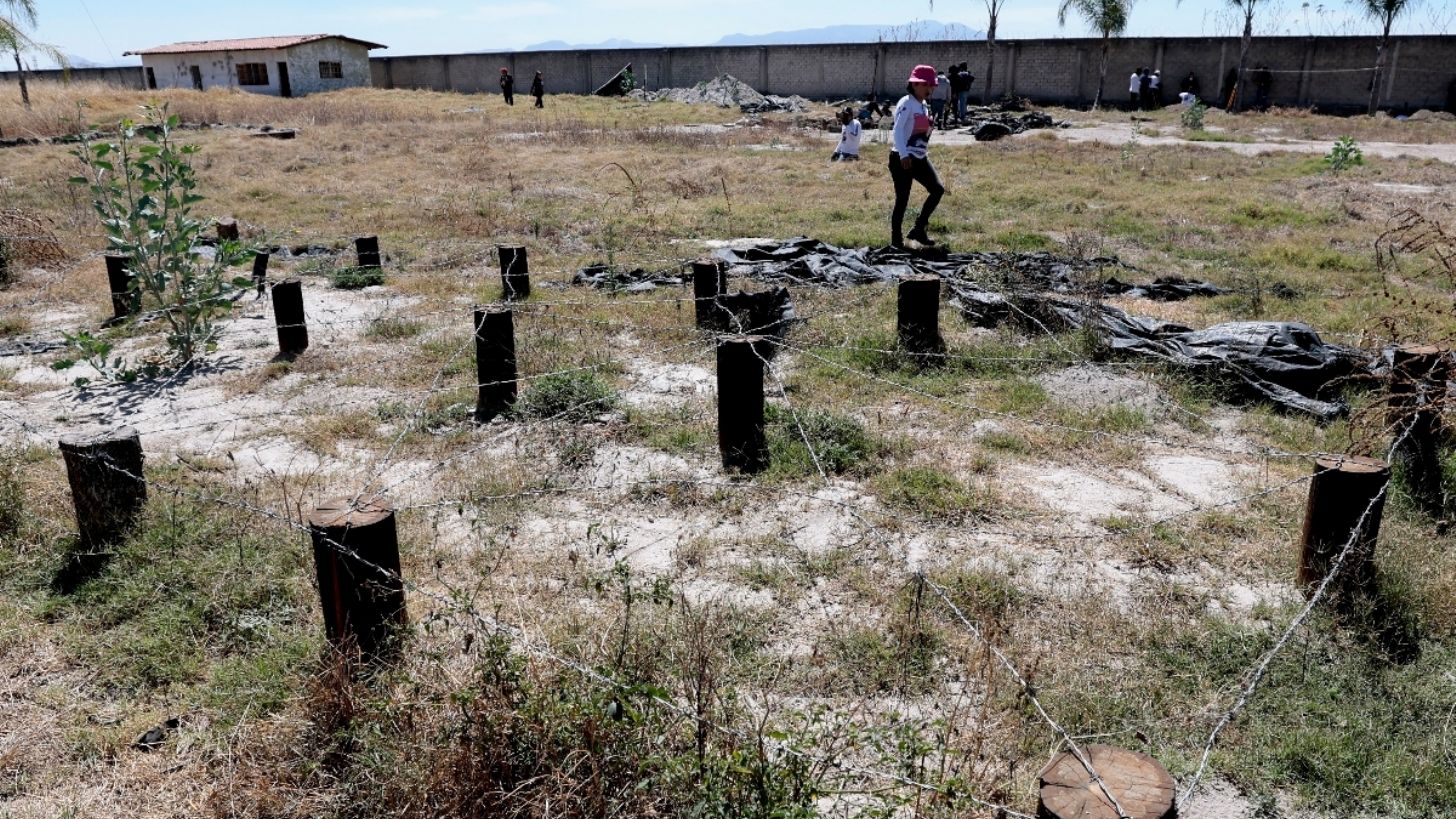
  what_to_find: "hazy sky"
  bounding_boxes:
[18,0,1452,65]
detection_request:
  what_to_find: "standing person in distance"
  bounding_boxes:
[530,71,545,108]
[1129,68,1142,111]
[1151,69,1163,108]
[831,107,862,161]
[888,65,945,249]
[955,63,974,123]
[499,67,515,106]
[931,68,950,128]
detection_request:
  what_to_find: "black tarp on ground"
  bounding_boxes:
[958,292,1366,420]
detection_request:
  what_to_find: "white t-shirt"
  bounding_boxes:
[1129,73,1140,94]
[1150,73,1161,90]
[836,119,862,156]
[892,95,933,159]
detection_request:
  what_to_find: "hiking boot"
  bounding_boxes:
[891,233,905,249]
[907,226,935,247]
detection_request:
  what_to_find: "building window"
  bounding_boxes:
[236,63,269,86]
[319,61,343,80]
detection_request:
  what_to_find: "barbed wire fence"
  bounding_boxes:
[0,230,1444,815]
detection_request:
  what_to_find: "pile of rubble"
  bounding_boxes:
[957,107,1066,141]
[629,75,811,114]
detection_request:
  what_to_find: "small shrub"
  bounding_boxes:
[765,404,878,477]
[330,264,387,289]
[1180,101,1208,131]
[1323,136,1364,173]
[873,466,998,520]
[365,317,423,341]
[517,371,617,422]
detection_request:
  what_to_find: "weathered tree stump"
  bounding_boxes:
[692,258,728,330]
[104,254,135,320]
[57,427,147,587]
[355,235,382,271]
[215,217,240,242]
[897,273,944,358]
[0,237,9,285]
[307,498,407,662]
[271,277,309,358]
[498,245,531,300]
[1389,345,1448,517]
[473,305,518,423]
[1298,454,1388,599]
[1038,745,1176,819]
[716,335,768,473]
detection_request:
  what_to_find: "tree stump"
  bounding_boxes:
[271,277,309,358]
[251,251,270,296]
[896,273,944,358]
[355,235,382,270]
[473,305,517,423]
[308,498,407,662]
[57,427,147,588]
[104,254,135,320]
[1298,454,1388,600]
[1038,745,1176,819]
[215,217,240,242]
[1389,344,1448,517]
[716,335,768,473]
[692,258,728,330]
[498,245,531,300]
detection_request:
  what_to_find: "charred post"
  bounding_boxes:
[355,235,382,271]
[692,258,728,330]
[473,305,518,423]
[498,245,531,300]
[251,251,271,299]
[1299,454,1389,600]
[307,498,408,662]
[215,217,240,242]
[57,427,147,585]
[1389,345,1448,517]
[271,277,309,358]
[716,335,768,473]
[105,254,135,320]
[896,274,944,359]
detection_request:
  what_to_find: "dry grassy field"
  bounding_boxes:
[2,80,1456,819]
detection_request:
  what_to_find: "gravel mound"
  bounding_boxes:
[631,75,811,113]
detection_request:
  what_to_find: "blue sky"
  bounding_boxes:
[19,0,1448,65]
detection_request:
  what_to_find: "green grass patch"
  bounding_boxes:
[516,370,617,422]
[872,466,999,521]
[766,403,880,478]
[365,317,425,342]
[329,265,388,289]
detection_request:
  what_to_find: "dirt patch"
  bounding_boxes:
[1037,364,1168,417]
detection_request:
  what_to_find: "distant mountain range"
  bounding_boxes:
[521,20,983,52]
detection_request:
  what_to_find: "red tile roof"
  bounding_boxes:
[124,34,386,57]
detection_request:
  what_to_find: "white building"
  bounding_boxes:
[124,34,386,97]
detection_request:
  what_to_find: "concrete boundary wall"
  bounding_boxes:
[0,66,146,89]
[372,35,1456,111]
[4,36,1454,110]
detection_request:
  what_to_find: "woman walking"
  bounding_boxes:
[889,65,945,248]
[530,71,545,108]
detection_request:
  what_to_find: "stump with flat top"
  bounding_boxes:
[1038,744,1176,819]
[1388,344,1448,517]
[1298,453,1388,599]
[308,498,407,661]
[215,217,240,242]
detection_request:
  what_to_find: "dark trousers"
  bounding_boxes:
[503,90,514,105]
[888,152,944,243]
[534,94,543,108]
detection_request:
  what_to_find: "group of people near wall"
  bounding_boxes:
[498,68,546,108]
[1133,65,1274,111]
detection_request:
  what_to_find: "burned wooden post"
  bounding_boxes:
[271,277,309,358]
[105,254,135,320]
[215,217,240,242]
[692,258,728,330]
[1389,344,1448,517]
[716,335,768,473]
[307,498,407,661]
[473,305,517,423]
[498,245,531,300]
[355,236,382,271]
[0,237,9,285]
[1038,745,1176,819]
[251,251,270,296]
[1298,454,1389,599]
[57,427,147,585]
[896,274,944,359]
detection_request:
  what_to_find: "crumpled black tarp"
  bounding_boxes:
[956,291,1364,419]
[573,263,682,292]
[957,110,1065,141]
[1103,276,1227,301]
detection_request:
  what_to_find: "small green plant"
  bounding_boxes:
[517,370,617,422]
[1180,101,1208,131]
[1323,136,1364,173]
[50,330,160,387]
[66,105,251,376]
[765,404,878,478]
[330,264,387,289]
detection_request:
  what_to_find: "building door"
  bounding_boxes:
[189,65,203,90]
[277,62,292,98]
[145,67,156,89]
